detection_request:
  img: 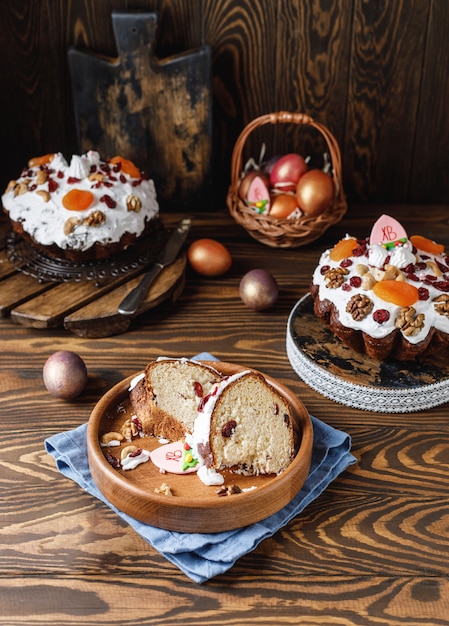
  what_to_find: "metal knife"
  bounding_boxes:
[117,217,191,316]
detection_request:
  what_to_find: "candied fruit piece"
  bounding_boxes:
[410,234,444,256]
[373,280,419,306]
[329,237,358,262]
[62,188,95,211]
[109,156,141,178]
[28,153,55,168]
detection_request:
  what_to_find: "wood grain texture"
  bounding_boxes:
[2,206,449,623]
[2,0,448,208]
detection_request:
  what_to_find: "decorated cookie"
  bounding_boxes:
[150,441,199,474]
[370,214,408,249]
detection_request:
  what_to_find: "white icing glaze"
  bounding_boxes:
[121,449,151,470]
[191,370,250,460]
[2,151,159,252]
[313,235,449,344]
[197,465,224,486]
[128,372,145,391]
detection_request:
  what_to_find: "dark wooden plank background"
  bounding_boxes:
[0,0,448,209]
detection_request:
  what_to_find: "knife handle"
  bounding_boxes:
[117,263,163,316]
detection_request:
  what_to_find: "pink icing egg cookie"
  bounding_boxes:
[150,441,199,474]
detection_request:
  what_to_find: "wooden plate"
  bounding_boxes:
[87,361,313,533]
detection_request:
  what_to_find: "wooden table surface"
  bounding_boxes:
[2,205,449,625]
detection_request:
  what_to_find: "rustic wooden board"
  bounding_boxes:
[0,251,186,337]
[69,11,212,211]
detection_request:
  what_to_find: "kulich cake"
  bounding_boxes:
[311,214,449,360]
[2,151,160,261]
[129,358,222,442]
[192,370,295,476]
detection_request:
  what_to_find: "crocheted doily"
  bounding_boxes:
[286,294,449,413]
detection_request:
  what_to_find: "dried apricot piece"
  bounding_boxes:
[329,237,358,262]
[28,153,55,168]
[410,234,444,256]
[109,156,140,178]
[373,280,419,307]
[62,188,95,212]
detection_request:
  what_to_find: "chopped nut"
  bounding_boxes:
[433,294,449,317]
[155,482,173,496]
[324,266,349,288]
[88,172,104,182]
[14,181,29,196]
[121,444,138,460]
[346,294,374,321]
[5,179,16,193]
[216,484,242,497]
[100,431,124,446]
[64,216,82,235]
[35,170,48,185]
[395,306,425,336]
[356,263,369,276]
[362,272,377,290]
[37,189,51,203]
[426,260,443,277]
[121,418,139,441]
[83,210,106,227]
[383,264,402,281]
[126,194,142,212]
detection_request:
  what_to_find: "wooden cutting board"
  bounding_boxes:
[69,11,212,211]
[0,233,186,337]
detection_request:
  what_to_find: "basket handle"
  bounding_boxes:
[229,111,343,197]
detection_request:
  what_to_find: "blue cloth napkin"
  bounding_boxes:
[44,353,356,583]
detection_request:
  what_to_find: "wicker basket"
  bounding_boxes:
[226,111,347,248]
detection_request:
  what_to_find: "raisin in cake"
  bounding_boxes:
[2,151,160,262]
[129,358,222,442]
[192,370,295,476]
[311,214,449,360]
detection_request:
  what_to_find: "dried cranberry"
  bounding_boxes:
[418,287,430,300]
[373,309,390,324]
[119,174,127,184]
[352,245,366,257]
[67,176,80,184]
[57,170,64,179]
[437,260,449,273]
[349,276,362,288]
[129,448,143,458]
[48,178,59,192]
[407,273,419,282]
[404,263,415,274]
[274,403,279,415]
[340,258,353,268]
[131,415,142,431]
[105,453,120,469]
[283,414,290,427]
[222,420,237,437]
[320,265,330,275]
[433,281,449,292]
[341,283,352,291]
[99,194,117,208]
[193,381,203,398]
[415,261,427,271]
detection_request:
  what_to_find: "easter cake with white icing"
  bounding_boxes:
[310,214,449,360]
[2,151,160,262]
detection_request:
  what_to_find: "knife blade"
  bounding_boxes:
[117,217,191,316]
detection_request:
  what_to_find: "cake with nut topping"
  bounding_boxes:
[2,151,160,262]
[311,214,449,360]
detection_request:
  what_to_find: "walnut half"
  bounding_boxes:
[346,294,374,321]
[395,307,425,336]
